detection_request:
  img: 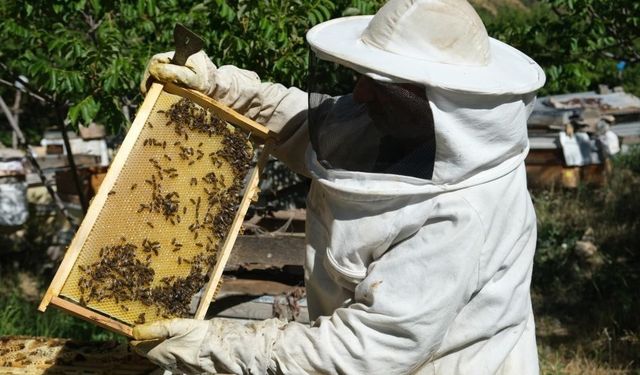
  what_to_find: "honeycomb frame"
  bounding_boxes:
[39,83,273,337]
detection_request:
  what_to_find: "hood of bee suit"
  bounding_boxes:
[306,87,538,195]
[305,0,542,194]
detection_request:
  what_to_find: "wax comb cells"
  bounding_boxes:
[57,90,256,328]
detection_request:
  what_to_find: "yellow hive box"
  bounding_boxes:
[39,83,273,337]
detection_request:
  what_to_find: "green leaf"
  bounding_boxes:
[67,96,100,125]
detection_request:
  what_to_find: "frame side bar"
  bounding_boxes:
[194,148,271,319]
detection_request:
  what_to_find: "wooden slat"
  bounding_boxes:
[216,278,301,298]
[212,296,310,324]
[528,108,571,127]
[526,164,607,189]
[193,144,273,319]
[34,154,101,169]
[526,165,566,188]
[225,234,305,271]
[50,296,134,337]
[525,149,564,165]
[38,83,165,313]
[163,83,274,142]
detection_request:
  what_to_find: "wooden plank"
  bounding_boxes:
[526,164,607,189]
[225,234,306,271]
[217,278,300,298]
[50,296,134,337]
[612,121,640,145]
[526,165,582,188]
[163,83,274,142]
[581,164,607,186]
[38,83,165,313]
[525,149,564,166]
[528,135,559,150]
[34,154,101,169]
[528,108,571,127]
[212,296,309,324]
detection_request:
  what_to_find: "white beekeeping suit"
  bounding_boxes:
[133,0,546,374]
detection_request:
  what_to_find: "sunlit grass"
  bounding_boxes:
[0,292,125,343]
[539,341,637,374]
[531,147,640,374]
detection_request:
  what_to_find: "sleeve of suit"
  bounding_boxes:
[205,65,312,177]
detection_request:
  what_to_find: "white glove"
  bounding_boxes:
[141,51,217,94]
[131,318,209,374]
[130,317,285,374]
[140,51,262,98]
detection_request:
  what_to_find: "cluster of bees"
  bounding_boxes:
[76,98,254,321]
[150,253,213,318]
[77,241,155,310]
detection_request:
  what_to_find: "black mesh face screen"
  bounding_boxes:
[355,77,434,142]
[307,52,436,179]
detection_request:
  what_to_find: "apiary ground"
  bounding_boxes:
[59,91,253,325]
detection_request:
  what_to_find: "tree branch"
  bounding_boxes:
[0,62,56,104]
[0,78,47,103]
[80,10,103,44]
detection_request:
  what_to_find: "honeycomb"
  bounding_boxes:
[59,90,255,326]
[0,336,155,374]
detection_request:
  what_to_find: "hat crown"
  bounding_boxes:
[361,0,491,67]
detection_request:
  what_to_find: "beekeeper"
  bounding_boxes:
[596,115,620,158]
[133,0,546,374]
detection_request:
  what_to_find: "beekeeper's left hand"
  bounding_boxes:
[141,51,216,95]
[131,317,285,374]
[131,318,210,374]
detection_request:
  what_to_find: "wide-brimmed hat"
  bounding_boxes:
[306,0,545,95]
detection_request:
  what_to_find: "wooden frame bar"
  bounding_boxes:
[163,83,274,142]
[39,83,274,337]
[50,296,134,337]
[194,142,273,319]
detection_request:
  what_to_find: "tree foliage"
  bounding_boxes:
[0,0,638,138]
[0,0,384,140]
[484,0,640,95]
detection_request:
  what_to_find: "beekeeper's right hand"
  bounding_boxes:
[140,50,261,98]
[141,50,311,176]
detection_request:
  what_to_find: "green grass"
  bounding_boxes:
[538,341,637,374]
[530,147,640,373]
[0,292,125,343]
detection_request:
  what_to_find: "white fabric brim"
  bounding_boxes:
[307,16,546,95]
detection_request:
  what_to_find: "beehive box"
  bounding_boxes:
[0,336,156,374]
[39,83,273,337]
